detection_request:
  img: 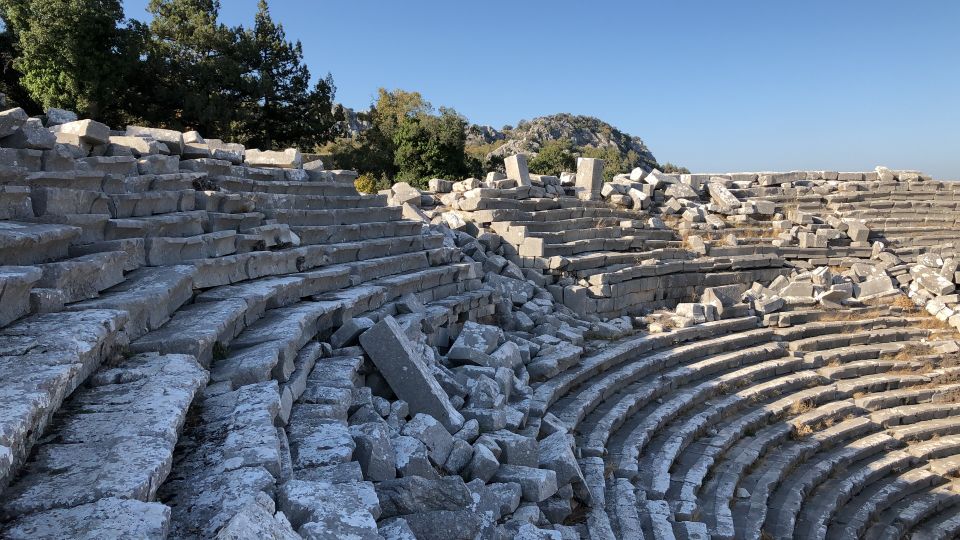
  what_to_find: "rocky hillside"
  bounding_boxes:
[466,113,659,171]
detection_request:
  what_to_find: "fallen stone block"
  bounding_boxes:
[505,154,531,187]
[493,465,558,502]
[374,476,473,519]
[360,316,464,431]
[245,148,302,169]
[574,157,603,201]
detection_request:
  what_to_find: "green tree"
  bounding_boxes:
[240,0,339,150]
[528,139,576,176]
[659,162,691,174]
[332,88,433,180]
[138,0,248,136]
[0,0,139,120]
[581,145,643,181]
[393,107,469,188]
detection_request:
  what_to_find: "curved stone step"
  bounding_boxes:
[764,432,902,539]
[549,327,770,443]
[864,481,960,540]
[794,450,918,539]
[604,345,797,475]
[532,317,762,419]
[0,221,80,265]
[0,309,127,492]
[0,353,206,521]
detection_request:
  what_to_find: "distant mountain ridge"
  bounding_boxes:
[465,113,659,171]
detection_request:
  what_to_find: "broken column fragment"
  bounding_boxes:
[359,316,464,432]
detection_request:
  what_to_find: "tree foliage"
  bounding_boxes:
[393,107,469,187]
[528,139,576,176]
[238,0,340,150]
[331,89,472,186]
[0,0,340,149]
[0,0,140,122]
[658,162,691,174]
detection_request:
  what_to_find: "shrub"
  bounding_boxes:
[659,162,691,174]
[354,174,378,194]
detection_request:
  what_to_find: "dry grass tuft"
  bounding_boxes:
[892,344,935,361]
[891,294,918,313]
[789,399,815,416]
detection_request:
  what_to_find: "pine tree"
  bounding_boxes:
[241,0,339,150]
[0,0,137,121]
[139,0,247,136]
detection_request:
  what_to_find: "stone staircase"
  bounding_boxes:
[0,112,506,538]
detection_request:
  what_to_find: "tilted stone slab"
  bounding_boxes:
[0,221,80,265]
[360,316,464,432]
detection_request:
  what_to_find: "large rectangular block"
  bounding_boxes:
[575,158,603,201]
[359,316,464,431]
[504,154,531,187]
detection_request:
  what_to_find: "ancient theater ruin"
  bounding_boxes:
[3,107,960,539]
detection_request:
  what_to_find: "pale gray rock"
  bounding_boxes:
[378,518,418,540]
[448,321,502,364]
[392,435,437,479]
[2,497,170,540]
[45,108,78,126]
[493,465,558,502]
[401,413,454,467]
[52,119,110,145]
[246,148,302,168]
[215,491,300,540]
[574,157,603,201]
[537,432,585,487]
[467,443,500,482]
[350,421,396,481]
[375,475,473,518]
[279,479,379,539]
[2,118,56,149]
[505,154,532,187]
[330,317,374,349]
[360,316,464,432]
[126,125,184,154]
[0,107,28,138]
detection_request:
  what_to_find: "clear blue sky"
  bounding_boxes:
[124,0,960,179]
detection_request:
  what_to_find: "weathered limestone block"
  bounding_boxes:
[207,139,246,164]
[126,125,185,154]
[44,108,77,126]
[492,465,558,502]
[856,275,898,300]
[215,491,300,539]
[374,476,473,519]
[505,154,532,187]
[278,479,380,539]
[911,266,956,296]
[2,118,56,149]
[2,498,170,540]
[245,148,302,169]
[350,421,396,481]
[0,107,28,138]
[448,321,502,365]
[359,316,465,431]
[574,158,603,201]
[51,119,111,146]
[0,266,42,327]
[109,136,165,157]
[707,182,741,212]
